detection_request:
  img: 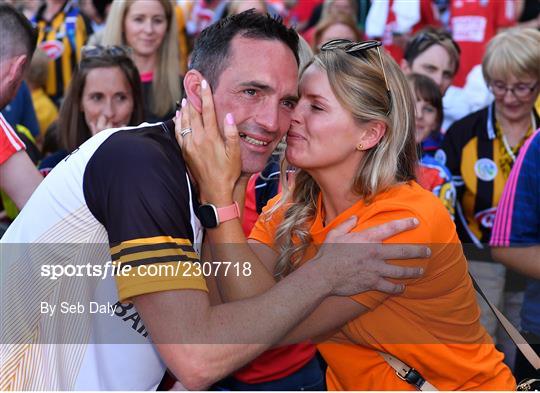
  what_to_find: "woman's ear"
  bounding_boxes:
[183,70,205,112]
[358,120,386,150]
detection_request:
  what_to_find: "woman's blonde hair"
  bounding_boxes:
[271,44,417,278]
[482,28,540,84]
[102,0,181,118]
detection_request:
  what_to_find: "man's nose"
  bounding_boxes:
[255,102,280,132]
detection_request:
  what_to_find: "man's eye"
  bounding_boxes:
[243,89,257,96]
[282,100,296,109]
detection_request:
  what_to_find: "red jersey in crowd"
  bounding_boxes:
[450,0,515,87]
[0,112,25,165]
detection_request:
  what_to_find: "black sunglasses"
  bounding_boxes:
[321,39,392,113]
[408,31,461,55]
[81,45,132,60]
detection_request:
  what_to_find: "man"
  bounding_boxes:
[491,129,540,381]
[400,27,469,133]
[0,4,42,211]
[0,11,425,390]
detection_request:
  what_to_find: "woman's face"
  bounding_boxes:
[124,0,168,58]
[412,91,438,144]
[490,74,539,123]
[318,23,357,48]
[286,65,364,172]
[81,66,134,134]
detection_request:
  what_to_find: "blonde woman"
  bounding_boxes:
[176,38,516,390]
[102,0,181,122]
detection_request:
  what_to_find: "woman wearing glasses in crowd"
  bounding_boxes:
[102,0,181,123]
[175,39,515,390]
[39,45,144,174]
[441,28,540,352]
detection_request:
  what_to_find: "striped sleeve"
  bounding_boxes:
[491,130,540,247]
[84,128,208,303]
[0,113,25,165]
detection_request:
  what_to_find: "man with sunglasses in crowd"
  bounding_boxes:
[1,10,427,391]
[400,27,470,136]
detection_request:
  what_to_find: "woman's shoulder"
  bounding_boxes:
[360,182,456,242]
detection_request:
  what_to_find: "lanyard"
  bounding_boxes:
[500,112,537,163]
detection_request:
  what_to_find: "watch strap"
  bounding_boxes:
[216,201,240,224]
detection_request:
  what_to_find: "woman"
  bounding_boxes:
[176,39,515,390]
[408,73,456,219]
[102,0,181,123]
[441,28,540,348]
[39,45,144,174]
[312,13,363,52]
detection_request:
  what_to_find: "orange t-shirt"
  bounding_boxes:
[250,181,515,391]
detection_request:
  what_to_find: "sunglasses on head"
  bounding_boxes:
[320,39,392,113]
[408,31,461,56]
[81,45,132,60]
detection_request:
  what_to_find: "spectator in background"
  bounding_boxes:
[401,28,460,140]
[449,0,515,88]
[79,0,113,33]
[441,28,540,357]
[312,13,363,51]
[365,0,440,63]
[32,0,92,106]
[25,48,58,141]
[302,0,358,44]
[491,129,540,382]
[0,82,40,140]
[408,73,456,219]
[102,0,181,123]
[39,45,144,175]
[0,4,42,211]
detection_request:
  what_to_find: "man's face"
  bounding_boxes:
[405,44,455,95]
[211,36,299,174]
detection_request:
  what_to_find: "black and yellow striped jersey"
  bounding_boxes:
[1,120,205,390]
[441,103,540,261]
[33,0,91,104]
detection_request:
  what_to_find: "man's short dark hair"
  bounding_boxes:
[190,9,299,89]
[404,27,460,76]
[0,4,37,62]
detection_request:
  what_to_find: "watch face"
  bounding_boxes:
[198,204,219,228]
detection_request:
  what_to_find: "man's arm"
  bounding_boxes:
[134,257,339,390]
[0,150,42,209]
[491,247,540,280]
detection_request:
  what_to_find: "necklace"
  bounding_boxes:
[501,112,537,163]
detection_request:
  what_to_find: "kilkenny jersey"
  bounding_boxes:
[33,0,90,104]
[0,120,205,390]
[441,103,540,261]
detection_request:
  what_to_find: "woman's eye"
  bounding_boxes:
[311,105,323,111]
[90,94,103,101]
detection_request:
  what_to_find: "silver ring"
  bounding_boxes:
[180,127,192,137]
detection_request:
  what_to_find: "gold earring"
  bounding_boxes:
[356,143,363,151]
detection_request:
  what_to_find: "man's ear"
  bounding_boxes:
[7,55,28,85]
[183,70,205,112]
[358,120,386,150]
[400,58,411,75]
